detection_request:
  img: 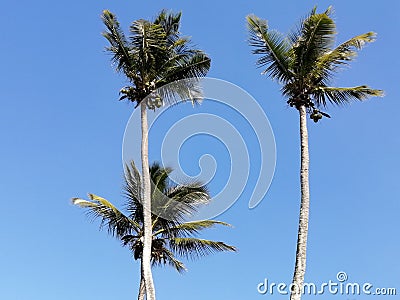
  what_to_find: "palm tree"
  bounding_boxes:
[247,6,383,300]
[101,10,211,300]
[72,161,236,300]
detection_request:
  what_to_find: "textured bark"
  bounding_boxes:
[290,105,310,300]
[138,259,146,300]
[140,102,156,300]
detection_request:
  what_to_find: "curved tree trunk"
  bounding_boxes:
[140,101,156,300]
[290,105,310,300]
[138,258,146,300]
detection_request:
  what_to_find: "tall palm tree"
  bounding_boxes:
[101,10,210,300]
[73,161,236,300]
[247,6,383,300]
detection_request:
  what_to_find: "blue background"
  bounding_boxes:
[0,1,398,299]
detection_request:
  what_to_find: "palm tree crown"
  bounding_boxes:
[72,161,236,273]
[247,6,383,121]
[102,10,211,108]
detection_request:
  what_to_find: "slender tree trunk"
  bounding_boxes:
[138,258,146,300]
[290,105,311,300]
[140,101,156,300]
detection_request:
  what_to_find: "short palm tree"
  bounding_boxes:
[101,10,210,300]
[72,161,236,300]
[247,6,383,300]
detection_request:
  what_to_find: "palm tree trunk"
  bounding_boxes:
[138,259,146,300]
[140,101,156,300]
[290,105,310,300]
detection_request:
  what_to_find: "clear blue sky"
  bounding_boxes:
[0,1,399,299]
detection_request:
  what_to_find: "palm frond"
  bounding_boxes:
[156,78,205,108]
[150,162,172,194]
[152,247,187,273]
[313,85,384,106]
[150,184,211,237]
[154,10,182,48]
[160,51,211,82]
[149,162,173,222]
[72,194,140,236]
[101,10,139,82]
[159,184,210,220]
[123,161,143,222]
[310,32,377,84]
[247,15,292,82]
[129,19,167,84]
[155,51,210,106]
[121,234,139,246]
[169,238,237,259]
[154,10,181,34]
[287,6,318,45]
[155,220,232,238]
[291,8,336,77]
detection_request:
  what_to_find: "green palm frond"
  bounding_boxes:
[286,6,317,45]
[247,15,292,82]
[291,7,336,77]
[160,184,210,220]
[160,51,211,82]
[154,220,232,238]
[154,10,181,35]
[153,247,187,273]
[129,19,167,84]
[101,11,139,83]
[169,238,237,259]
[72,194,140,236]
[166,184,210,204]
[150,162,172,195]
[154,10,182,48]
[148,163,172,222]
[155,51,210,106]
[123,161,143,222]
[150,183,211,237]
[310,32,377,84]
[313,86,384,106]
[155,77,205,108]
